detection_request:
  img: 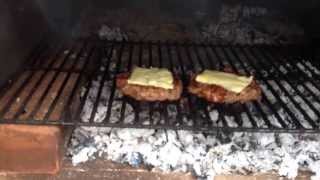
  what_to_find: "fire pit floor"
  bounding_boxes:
[0,158,312,180]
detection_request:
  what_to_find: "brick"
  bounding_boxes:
[0,125,63,174]
[0,68,81,175]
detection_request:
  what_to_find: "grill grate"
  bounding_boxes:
[0,39,320,133]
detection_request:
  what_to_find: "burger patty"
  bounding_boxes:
[188,75,261,103]
[116,73,183,101]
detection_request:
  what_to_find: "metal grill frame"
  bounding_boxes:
[0,38,320,133]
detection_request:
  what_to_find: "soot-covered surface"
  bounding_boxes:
[77,4,305,44]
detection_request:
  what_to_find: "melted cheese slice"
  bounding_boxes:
[128,67,174,89]
[195,70,253,93]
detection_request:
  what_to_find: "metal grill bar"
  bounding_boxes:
[73,42,109,124]
[241,47,305,129]
[0,43,54,119]
[175,44,197,127]
[27,43,77,121]
[0,40,48,107]
[220,47,260,128]
[164,42,183,126]
[12,44,66,120]
[61,45,97,122]
[228,47,273,129]
[209,46,236,128]
[104,42,125,123]
[229,47,283,129]
[118,44,135,125]
[0,39,320,133]
[88,46,109,123]
[43,42,89,121]
[252,47,319,127]
[268,46,320,102]
[248,47,316,128]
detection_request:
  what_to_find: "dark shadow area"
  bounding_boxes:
[0,0,49,86]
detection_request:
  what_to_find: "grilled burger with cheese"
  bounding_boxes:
[116,67,182,101]
[188,70,261,103]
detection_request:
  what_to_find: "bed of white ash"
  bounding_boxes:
[68,25,320,180]
[68,126,320,180]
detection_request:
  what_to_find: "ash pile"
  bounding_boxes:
[76,3,305,44]
[200,4,305,44]
[69,127,320,179]
[68,7,320,180]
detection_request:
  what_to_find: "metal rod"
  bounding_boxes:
[228,47,279,128]
[192,45,205,69]
[215,47,246,127]
[220,49,257,127]
[12,44,67,119]
[165,42,183,126]
[157,41,163,68]
[104,42,125,122]
[118,43,135,124]
[256,47,320,126]
[209,45,224,69]
[0,39,51,101]
[0,42,55,119]
[61,45,96,122]
[43,41,88,121]
[74,42,114,123]
[88,49,113,123]
[249,47,316,128]
[27,43,78,120]
[148,42,153,67]
[267,46,320,104]
[138,42,143,66]
[207,46,241,128]
[187,44,213,127]
[175,43,197,127]
[241,47,305,129]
